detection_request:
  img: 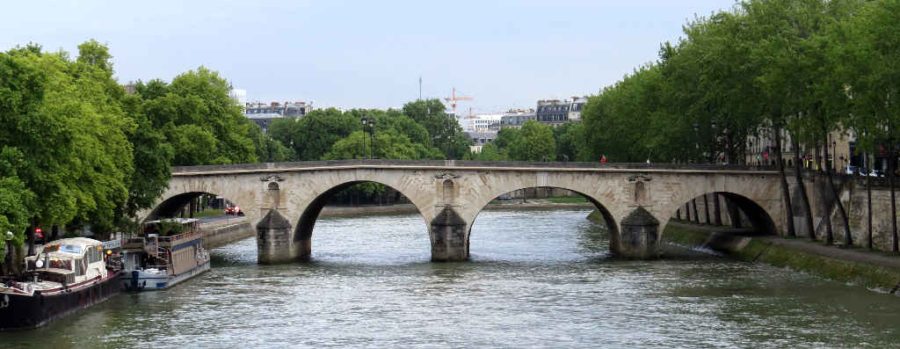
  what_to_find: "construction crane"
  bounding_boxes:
[443,87,473,116]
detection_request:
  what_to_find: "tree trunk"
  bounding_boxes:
[685,203,692,222]
[676,208,682,221]
[703,194,711,224]
[25,225,35,257]
[774,127,796,237]
[692,198,701,224]
[821,137,834,245]
[713,193,722,226]
[866,151,873,250]
[794,138,816,240]
[727,198,742,229]
[825,140,852,246]
[890,136,898,253]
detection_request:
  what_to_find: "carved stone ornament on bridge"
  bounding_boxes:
[627,174,653,182]
[433,172,461,181]
[259,174,285,182]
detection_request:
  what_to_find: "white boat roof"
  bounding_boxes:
[34,237,103,256]
[43,237,103,248]
[143,218,200,225]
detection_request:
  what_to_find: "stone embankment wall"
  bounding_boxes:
[201,219,255,249]
[801,176,898,252]
[660,174,899,253]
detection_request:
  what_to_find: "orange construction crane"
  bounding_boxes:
[443,87,473,116]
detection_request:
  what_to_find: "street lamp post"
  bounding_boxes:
[361,116,376,159]
[369,118,376,159]
[832,140,837,172]
[361,117,369,159]
[711,121,718,164]
[692,122,700,163]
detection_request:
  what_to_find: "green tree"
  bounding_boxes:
[841,0,900,251]
[509,120,556,161]
[402,99,471,159]
[0,43,134,235]
[269,108,360,161]
[324,130,441,160]
[554,122,589,161]
[139,67,258,166]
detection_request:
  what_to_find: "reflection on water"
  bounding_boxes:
[2,209,899,348]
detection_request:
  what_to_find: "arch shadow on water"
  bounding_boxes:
[467,186,617,263]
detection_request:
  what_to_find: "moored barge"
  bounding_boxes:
[0,238,121,330]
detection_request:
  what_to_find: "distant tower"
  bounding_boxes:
[418,76,422,100]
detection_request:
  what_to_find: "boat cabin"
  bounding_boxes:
[24,238,109,286]
[122,218,205,276]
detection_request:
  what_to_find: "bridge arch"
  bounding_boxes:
[465,186,618,258]
[279,174,435,262]
[661,190,779,237]
[293,180,430,241]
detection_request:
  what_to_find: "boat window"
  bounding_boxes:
[59,244,82,254]
[75,258,85,276]
[87,247,101,264]
[49,258,72,271]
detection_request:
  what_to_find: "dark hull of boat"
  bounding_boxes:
[0,272,122,330]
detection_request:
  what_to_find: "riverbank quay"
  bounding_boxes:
[199,218,254,249]
[663,221,900,295]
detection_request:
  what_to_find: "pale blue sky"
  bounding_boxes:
[1,0,736,112]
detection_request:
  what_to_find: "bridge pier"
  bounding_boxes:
[611,207,660,259]
[257,209,308,263]
[430,206,469,262]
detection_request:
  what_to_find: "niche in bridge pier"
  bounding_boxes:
[628,174,652,206]
[267,181,281,209]
[442,179,455,205]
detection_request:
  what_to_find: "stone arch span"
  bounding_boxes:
[654,172,786,237]
[287,180,431,261]
[667,191,777,235]
[464,186,619,258]
[435,168,636,261]
[253,166,440,263]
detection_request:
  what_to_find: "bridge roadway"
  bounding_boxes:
[141,160,785,263]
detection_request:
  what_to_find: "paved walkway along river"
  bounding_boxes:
[2,208,899,348]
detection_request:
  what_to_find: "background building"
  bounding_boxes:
[536,100,570,125]
[244,101,313,133]
[464,114,503,132]
[535,97,588,126]
[466,131,498,153]
[500,109,536,129]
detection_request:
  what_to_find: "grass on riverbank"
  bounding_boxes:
[663,224,900,293]
[546,196,589,204]
[192,208,226,218]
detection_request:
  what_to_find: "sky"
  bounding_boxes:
[1,0,737,113]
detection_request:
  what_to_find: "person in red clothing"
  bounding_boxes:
[600,155,608,164]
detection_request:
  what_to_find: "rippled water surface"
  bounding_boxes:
[3,209,900,348]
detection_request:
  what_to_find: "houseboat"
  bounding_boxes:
[0,237,122,330]
[120,218,210,291]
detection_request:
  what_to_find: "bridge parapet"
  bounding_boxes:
[171,160,781,176]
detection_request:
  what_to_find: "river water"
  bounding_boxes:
[3,209,899,348]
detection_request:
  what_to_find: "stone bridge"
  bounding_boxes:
[140,160,786,263]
